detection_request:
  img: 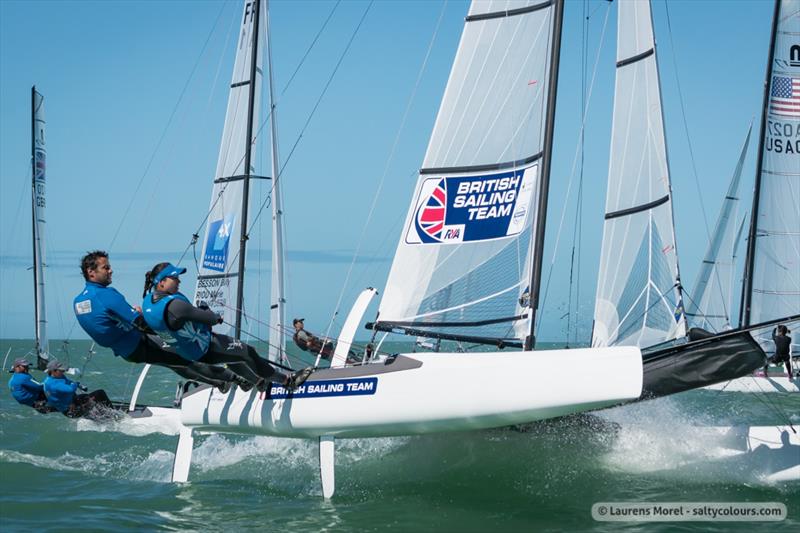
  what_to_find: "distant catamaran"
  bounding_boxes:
[31,86,49,371]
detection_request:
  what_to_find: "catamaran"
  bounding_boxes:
[701,0,799,394]
[111,0,791,494]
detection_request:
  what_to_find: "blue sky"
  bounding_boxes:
[0,0,773,344]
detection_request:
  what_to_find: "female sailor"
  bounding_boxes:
[141,263,311,391]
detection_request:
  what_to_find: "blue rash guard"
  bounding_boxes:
[73,281,142,358]
[43,375,78,413]
[8,373,45,407]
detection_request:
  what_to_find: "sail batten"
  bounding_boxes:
[592,0,685,349]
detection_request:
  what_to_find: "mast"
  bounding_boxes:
[31,86,49,370]
[650,0,686,338]
[265,0,287,364]
[740,0,781,327]
[526,0,564,351]
[234,0,262,339]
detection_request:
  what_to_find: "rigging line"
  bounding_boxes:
[246,0,374,235]
[537,1,612,335]
[662,1,712,255]
[566,0,590,345]
[280,0,342,97]
[174,2,349,267]
[108,1,230,250]
[322,0,448,338]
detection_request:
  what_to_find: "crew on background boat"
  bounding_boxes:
[141,262,312,391]
[8,358,53,413]
[73,251,242,391]
[766,325,794,378]
[292,318,334,360]
[43,360,112,417]
[292,318,364,365]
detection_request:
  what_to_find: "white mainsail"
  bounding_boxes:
[592,0,686,348]
[742,0,800,325]
[377,0,560,344]
[686,126,752,332]
[194,0,264,337]
[31,86,49,367]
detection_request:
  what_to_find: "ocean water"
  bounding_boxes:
[1,339,797,531]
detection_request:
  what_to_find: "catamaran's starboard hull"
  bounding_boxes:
[179,347,642,438]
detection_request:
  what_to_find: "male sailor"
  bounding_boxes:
[141,262,312,391]
[292,318,362,364]
[766,325,794,379]
[292,318,334,360]
[43,360,112,418]
[8,358,52,413]
[73,250,243,392]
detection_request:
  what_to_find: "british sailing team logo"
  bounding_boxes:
[415,179,448,242]
[203,214,235,272]
[406,165,537,245]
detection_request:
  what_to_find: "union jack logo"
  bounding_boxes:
[416,179,447,242]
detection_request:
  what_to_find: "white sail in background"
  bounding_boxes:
[193,0,263,336]
[31,86,49,365]
[377,0,558,343]
[687,126,752,332]
[592,0,686,348]
[745,0,800,324]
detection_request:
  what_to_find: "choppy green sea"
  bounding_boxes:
[1,338,797,531]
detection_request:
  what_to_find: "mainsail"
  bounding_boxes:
[193,0,264,338]
[592,0,686,348]
[741,0,800,326]
[686,126,752,332]
[374,0,563,346]
[31,86,49,369]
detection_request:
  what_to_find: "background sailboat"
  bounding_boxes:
[31,86,49,371]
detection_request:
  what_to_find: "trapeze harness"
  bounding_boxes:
[143,292,211,361]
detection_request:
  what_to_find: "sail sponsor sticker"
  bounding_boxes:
[203,214,235,272]
[405,164,537,244]
[266,377,378,399]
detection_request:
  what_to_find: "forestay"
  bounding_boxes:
[744,0,800,325]
[377,0,559,343]
[193,0,264,336]
[686,127,751,332]
[31,87,49,366]
[592,0,685,348]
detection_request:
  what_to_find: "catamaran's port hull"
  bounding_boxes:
[179,347,642,438]
[641,330,766,399]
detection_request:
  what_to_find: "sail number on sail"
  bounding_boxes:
[406,165,537,245]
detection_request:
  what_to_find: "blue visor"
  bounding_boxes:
[153,263,187,285]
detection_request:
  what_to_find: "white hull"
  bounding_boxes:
[704,374,798,393]
[717,425,800,483]
[179,347,643,438]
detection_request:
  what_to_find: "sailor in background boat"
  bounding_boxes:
[292,318,334,361]
[73,251,242,391]
[8,358,53,413]
[142,263,312,392]
[43,360,112,418]
[766,325,794,379]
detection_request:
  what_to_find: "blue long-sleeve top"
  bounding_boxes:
[43,375,79,413]
[8,373,45,407]
[73,281,142,357]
